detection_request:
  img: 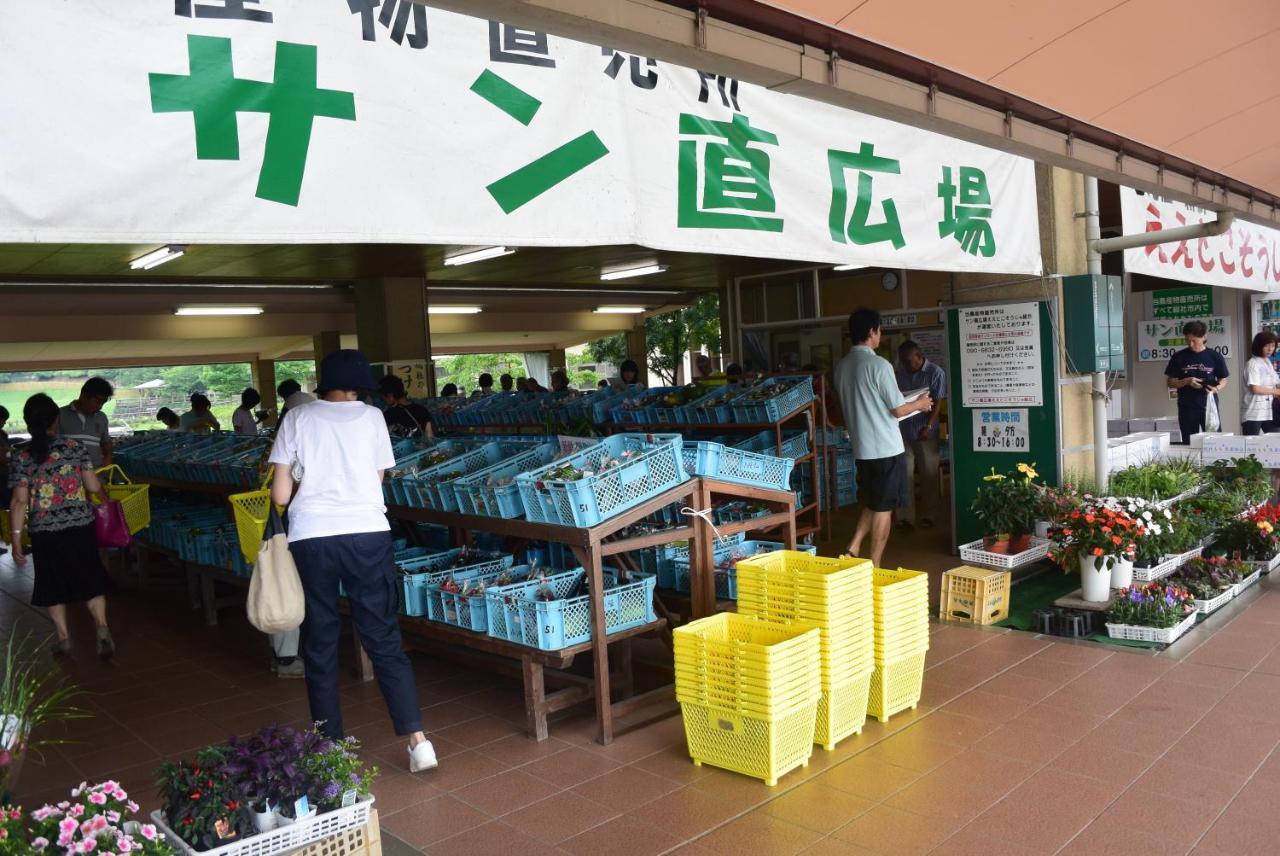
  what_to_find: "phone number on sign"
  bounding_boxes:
[1140,345,1229,361]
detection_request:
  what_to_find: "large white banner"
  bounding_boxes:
[0,2,1043,275]
[1120,187,1280,292]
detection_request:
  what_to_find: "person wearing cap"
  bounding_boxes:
[269,349,438,774]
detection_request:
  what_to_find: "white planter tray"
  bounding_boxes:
[1236,568,1264,594]
[1106,611,1197,645]
[1132,555,1180,583]
[1242,553,1280,575]
[1152,485,1203,511]
[1194,588,1235,615]
[958,538,1051,570]
[151,797,374,856]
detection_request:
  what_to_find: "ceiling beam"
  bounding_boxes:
[418,0,1280,225]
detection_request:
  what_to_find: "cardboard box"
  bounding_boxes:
[1201,434,1247,457]
[1130,431,1172,454]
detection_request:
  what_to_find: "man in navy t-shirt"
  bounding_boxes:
[1164,320,1230,445]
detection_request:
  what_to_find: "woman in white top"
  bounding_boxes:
[231,388,261,436]
[1243,331,1280,435]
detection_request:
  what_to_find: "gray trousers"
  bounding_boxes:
[903,437,941,523]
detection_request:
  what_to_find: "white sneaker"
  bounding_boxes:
[408,739,438,773]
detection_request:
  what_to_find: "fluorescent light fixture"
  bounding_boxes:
[442,246,515,266]
[130,245,186,270]
[174,306,263,316]
[832,264,862,272]
[427,305,483,315]
[601,263,668,281]
[430,285,681,296]
[594,306,646,314]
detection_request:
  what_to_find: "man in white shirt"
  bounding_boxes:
[269,349,437,774]
[833,309,932,569]
[57,377,114,470]
[276,378,317,424]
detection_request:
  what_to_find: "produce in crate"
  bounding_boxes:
[733,377,807,403]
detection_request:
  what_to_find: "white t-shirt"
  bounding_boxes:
[232,408,257,436]
[179,410,219,433]
[268,400,396,543]
[1243,356,1279,422]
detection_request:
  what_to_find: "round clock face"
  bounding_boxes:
[881,271,899,291]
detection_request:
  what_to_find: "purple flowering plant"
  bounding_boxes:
[304,737,376,811]
[1106,582,1195,629]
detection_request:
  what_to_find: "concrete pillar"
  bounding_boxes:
[312,330,341,390]
[548,348,567,374]
[354,277,436,398]
[625,327,647,370]
[251,357,278,424]
[717,284,734,364]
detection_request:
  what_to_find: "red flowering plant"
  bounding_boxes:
[1048,499,1146,572]
[156,746,247,851]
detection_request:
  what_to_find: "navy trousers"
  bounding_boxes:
[291,531,422,741]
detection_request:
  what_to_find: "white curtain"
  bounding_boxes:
[523,352,550,386]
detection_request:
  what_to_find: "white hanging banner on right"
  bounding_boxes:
[1119,187,1280,292]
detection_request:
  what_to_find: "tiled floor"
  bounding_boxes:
[8,537,1280,855]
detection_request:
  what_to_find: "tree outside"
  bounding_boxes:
[587,291,721,386]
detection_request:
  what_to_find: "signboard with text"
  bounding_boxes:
[1120,187,1279,292]
[972,409,1029,452]
[0,2,1042,276]
[958,303,1043,407]
[1152,286,1212,319]
[1136,316,1233,363]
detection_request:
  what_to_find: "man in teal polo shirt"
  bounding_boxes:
[833,309,933,568]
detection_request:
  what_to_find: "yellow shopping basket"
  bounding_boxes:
[94,465,151,535]
[229,472,275,565]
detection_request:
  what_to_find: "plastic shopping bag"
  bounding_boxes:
[1205,394,1221,433]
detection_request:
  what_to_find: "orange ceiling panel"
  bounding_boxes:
[759,0,1280,198]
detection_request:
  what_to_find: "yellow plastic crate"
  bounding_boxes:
[229,485,273,565]
[674,614,822,669]
[681,698,819,786]
[735,550,873,583]
[815,669,873,750]
[867,650,927,722]
[939,566,1011,625]
[0,510,30,549]
[95,466,151,535]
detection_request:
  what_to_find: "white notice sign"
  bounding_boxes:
[959,303,1043,407]
[973,409,1030,452]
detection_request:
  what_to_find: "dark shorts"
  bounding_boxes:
[856,454,910,513]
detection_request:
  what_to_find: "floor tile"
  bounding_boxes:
[380,795,492,850]
[560,814,683,856]
[627,785,741,841]
[760,781,875,834]
[450,768,561,817]
[495,793,622,847]
[830,804,961,855]
[423,819,562,856]
[693,812,824,856]
[573,762,685,807]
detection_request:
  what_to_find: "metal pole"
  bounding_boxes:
[1084,177,1108,493]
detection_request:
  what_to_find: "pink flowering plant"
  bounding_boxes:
[22,780,175,854]
[0,806,25,855]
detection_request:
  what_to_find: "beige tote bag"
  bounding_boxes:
[247,506,305,633]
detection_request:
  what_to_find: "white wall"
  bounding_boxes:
[1118,286,1251,431]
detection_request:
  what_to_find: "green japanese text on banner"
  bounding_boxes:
[0,2,1042,276]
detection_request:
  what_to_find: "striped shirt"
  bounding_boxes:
[57,404,109,469]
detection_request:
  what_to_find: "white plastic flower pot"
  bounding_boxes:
[1034,520,1053,539]
[251,806,276,833]
[1111,557,1134,590]
[1079,555,1113,602]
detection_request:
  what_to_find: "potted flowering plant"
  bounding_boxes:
[156,746,247,850]
[1033,484,1081,538]
[26,780,176,854]
[1106,582,1196,643]
[1049,500,1145,602]
[1172,556,1245,614]
[1213,514,1280,563]
[305,737,377,812]
[0,631,87,801]
[1131,504,1179,570]
[971,464,1040,554]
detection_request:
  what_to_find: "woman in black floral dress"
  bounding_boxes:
[7,394,115,658]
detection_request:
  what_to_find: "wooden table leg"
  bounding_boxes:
[573,542,614,745]
[690,481,716,619]
[522,657,549,741]
[200,572,218,626]
[617,638,634,700]
[185,564,201,611]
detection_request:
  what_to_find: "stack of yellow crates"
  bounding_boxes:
[735,551,874,750]
[869,568,930,722]
[674,613,821,786]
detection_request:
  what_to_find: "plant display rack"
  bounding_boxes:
[151,798,375,856]
[384,475,797,744]
[1106,610,1197,644]
[958,538,1052,570]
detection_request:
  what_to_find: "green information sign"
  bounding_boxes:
[1152,287,1212,319]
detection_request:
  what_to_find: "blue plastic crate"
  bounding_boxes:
[396,550,513,617]
[485,568,657,650]
[430,564,538,631]
[396,442,509,511]
[671,541,817,599]
[515,434,689,528]
[451,443,561,518]
[729,376,815,424]
[609,388,681,425]
[680,441,721,478]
